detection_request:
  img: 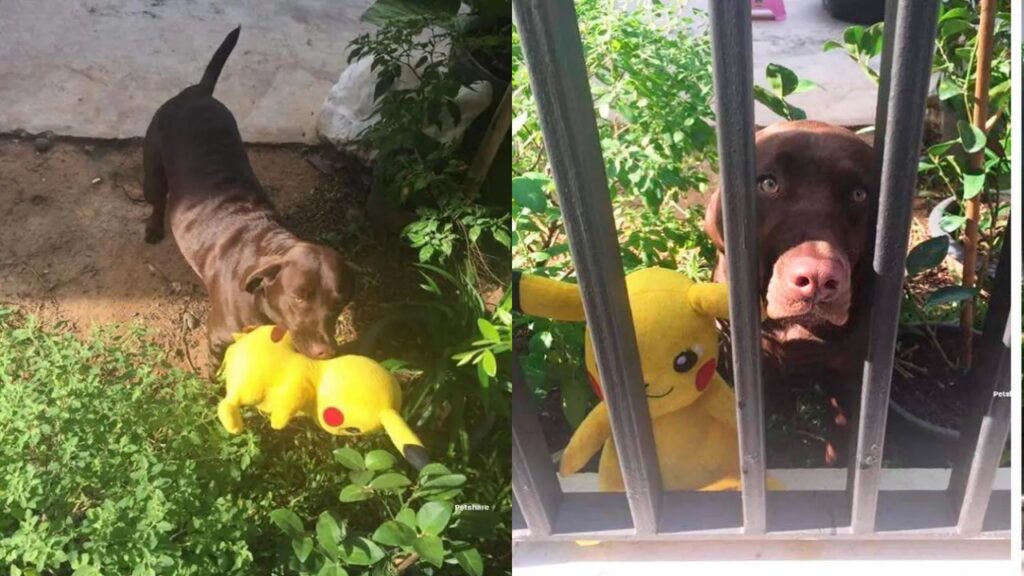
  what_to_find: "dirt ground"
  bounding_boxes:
[0,135,422,373]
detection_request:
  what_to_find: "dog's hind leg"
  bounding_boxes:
[142,133,168,244]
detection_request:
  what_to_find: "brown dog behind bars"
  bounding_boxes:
[705,120,877,464]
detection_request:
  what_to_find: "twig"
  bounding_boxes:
[395,552,420,573]
[958,0,997,368]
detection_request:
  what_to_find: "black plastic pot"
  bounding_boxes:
[822,0,886,25]
[926,195,1007,279]
[888,323,980,442]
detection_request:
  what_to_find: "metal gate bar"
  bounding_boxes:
[512,360,562,536]
[513,0,662,535]
[948,224,1012,515]
[708,0,767,534]
[955,319,1011,534]
[849,0,941,534]
[510,0,1009,542]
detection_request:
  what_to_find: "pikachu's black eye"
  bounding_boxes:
[673,350,699,373]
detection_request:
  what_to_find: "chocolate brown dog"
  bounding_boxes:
[705,120,877,463]
[142,27,353,364]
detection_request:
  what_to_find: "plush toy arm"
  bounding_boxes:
[688,283,730,320]
[696,372,737,430]
[379,408,430,470]
[513,271,586,322]
[559,402,611,477]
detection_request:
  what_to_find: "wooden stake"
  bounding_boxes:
[959,0,995,369]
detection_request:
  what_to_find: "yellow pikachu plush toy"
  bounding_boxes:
[217,325,429,469]
[515,267,775,492]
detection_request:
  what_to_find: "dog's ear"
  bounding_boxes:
[703,187,725,252]
[244,261,283,294]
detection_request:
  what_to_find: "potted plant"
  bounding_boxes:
[888,235,984,442]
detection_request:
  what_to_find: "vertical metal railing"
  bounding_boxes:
[511,0,1009,542]
[849,0,941,533]
[707,0,766,534]
[513,0,662,535]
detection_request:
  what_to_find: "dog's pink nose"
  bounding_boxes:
[785,256,843,302]
[307,342,336,360]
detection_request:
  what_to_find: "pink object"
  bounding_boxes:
[783,256,844,303]
[752,0,786,21]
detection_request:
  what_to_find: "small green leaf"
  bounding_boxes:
[413,534,446,567]
[339,537,386,566]
[822,39,843,52]
[843,25,865,47]
[369,473,412,491]
[317,512,342,560]
[419,463,452,479]
[421,473,466,489]
[455,548,484,576]
[334,447,365,471]
[940,214,967,233]
[350,469,375,487]
[372,520,417,547]
[793,79,820,94]
[365,450,397,472]
[270,509,304,538]
[963,171,985,200]
[512,174,550,213]
[957,120,986,153]
[318,562,349,576]
[938,78,961,101]
[905,236,949,276]
[293,536,313,563]
[340,485,371,502]
[925,286,976,309]
[396,508,417,529]
[477,318,500,343]
[417,501,453,536]
[481,350,497,377]
[766,63,800,97]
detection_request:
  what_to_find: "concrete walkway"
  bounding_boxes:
[686,0,881,127]
[0,0,375,143]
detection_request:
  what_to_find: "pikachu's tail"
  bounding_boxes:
[380,408,429,470]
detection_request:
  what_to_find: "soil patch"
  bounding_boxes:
[0,136,423,373]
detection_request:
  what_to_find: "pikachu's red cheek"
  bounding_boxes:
[323,407,344,427]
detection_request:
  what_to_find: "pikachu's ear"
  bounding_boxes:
[513,271,586,322]
[688,283,730,320]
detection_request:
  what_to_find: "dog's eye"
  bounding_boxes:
[851,188,868,203]
[673,350,699,373]
[757,175,779,194]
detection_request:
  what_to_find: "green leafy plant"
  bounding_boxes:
[349,17,467,207]
[513,1,719,422]
[823,22,884,85]
[514,1,717,211]
[822,2,1010,339]
[753,63,819,121]
[0,308,510,575]
[270,450,488,575]
[0,310,264,575]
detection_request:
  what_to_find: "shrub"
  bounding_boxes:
[0,309,509,575]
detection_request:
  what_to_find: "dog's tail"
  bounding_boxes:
[199,26,241,94]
